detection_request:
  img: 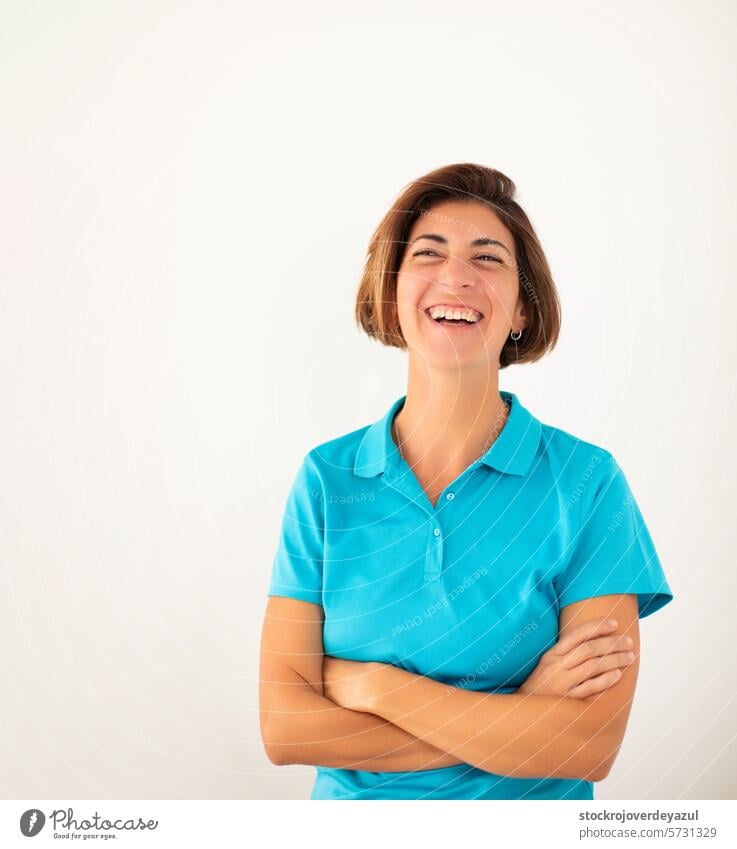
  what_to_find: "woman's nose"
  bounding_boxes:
[437,254,476,290]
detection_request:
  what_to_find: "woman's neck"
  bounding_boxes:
[392,364,510,474]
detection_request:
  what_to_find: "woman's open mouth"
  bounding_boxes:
[424,305,484,331]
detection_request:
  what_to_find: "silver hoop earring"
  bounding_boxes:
[510,329,522,341]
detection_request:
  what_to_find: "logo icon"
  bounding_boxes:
[20,809,46,837]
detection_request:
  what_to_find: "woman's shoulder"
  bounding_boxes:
[530,420,633,526]
[536,418,618,482]
[298,422,375,481]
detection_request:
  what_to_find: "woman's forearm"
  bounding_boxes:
[263,680,464,772]
[364,664,609,780]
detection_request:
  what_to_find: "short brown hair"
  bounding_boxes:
[354,162,561,368]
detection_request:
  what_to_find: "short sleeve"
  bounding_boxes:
[267,452,324,605]
[555,453,674,619]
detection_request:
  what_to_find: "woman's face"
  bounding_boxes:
[395,200,527,371]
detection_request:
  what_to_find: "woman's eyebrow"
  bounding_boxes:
[410,233,513,257]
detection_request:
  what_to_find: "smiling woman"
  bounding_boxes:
[354,164,560,372]
[259,163,674,800]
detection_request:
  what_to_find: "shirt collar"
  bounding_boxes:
[353,390,542,478]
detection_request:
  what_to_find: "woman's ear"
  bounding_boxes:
[515,299,529,331]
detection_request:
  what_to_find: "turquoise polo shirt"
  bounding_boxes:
[267,390,674,800]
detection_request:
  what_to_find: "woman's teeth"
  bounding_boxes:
[427,306,481,323]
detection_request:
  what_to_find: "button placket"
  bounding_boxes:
[382,454,465,585]
[424,523,443,582]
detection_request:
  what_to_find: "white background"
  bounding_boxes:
[1,0,735,800]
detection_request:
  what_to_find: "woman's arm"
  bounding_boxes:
[325,594,640,782]
[259,596,464,771]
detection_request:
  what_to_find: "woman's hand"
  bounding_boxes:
[322,655,385,713]
[517,617,635,699]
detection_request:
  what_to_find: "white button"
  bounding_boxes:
[433,527,441,537]
[446,492,455,500]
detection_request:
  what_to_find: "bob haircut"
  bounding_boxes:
[355,163,561,369]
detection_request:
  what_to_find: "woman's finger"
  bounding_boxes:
[549,618,618,657]
[566,668,623,699]
[561,634,633,669]
[568,650,635,684]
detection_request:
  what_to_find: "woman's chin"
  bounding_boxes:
[412,346,493,372]
[403,326,498,369]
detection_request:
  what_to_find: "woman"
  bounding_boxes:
[259,163,674,800]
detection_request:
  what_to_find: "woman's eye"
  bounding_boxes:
[476,254,503,263]
[412,249,502,264]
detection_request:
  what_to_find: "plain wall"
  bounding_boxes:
[1,0,736,799]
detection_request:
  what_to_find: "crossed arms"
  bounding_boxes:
[258,593,640,781]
